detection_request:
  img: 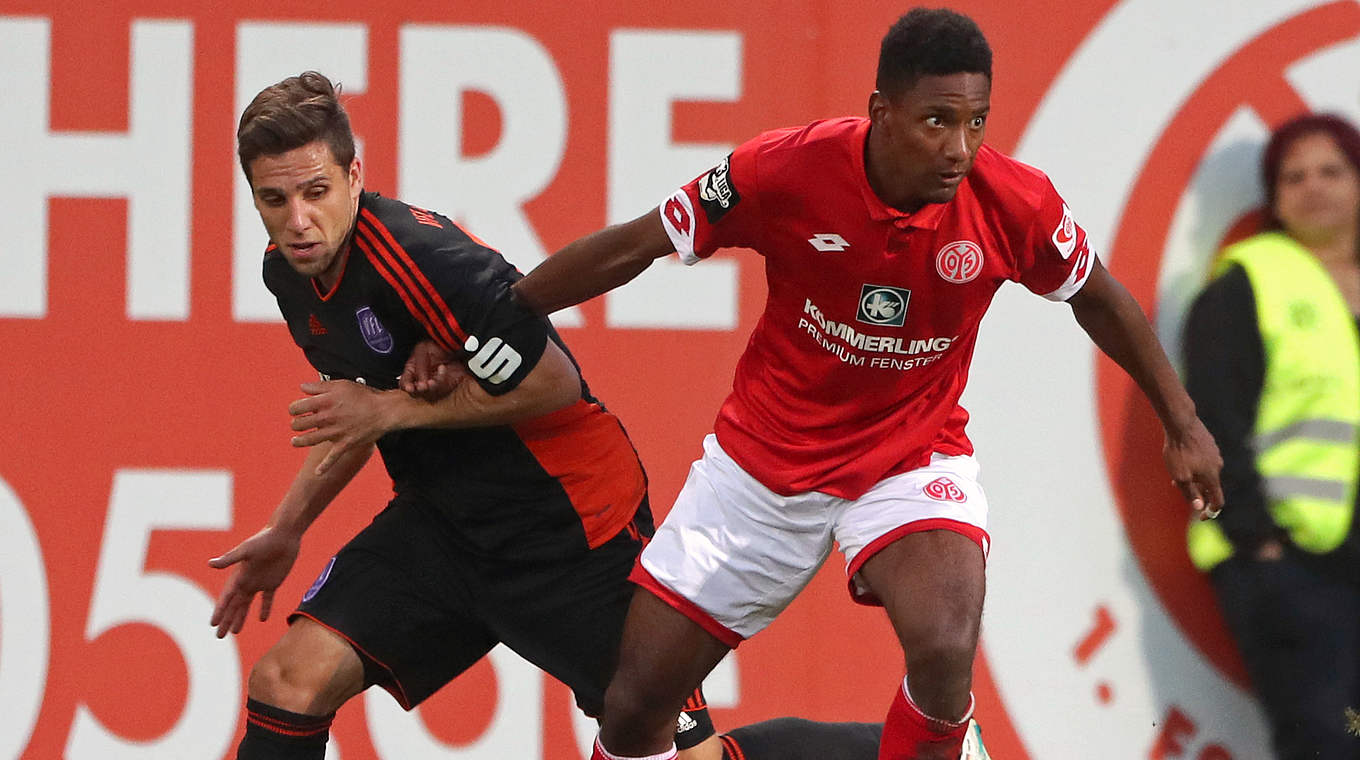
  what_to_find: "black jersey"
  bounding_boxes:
[264,191,646,559]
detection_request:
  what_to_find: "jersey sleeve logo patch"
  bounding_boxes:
[697,153,740,224]
[1052,203,1077,259]
[935,240,984,284]
[856,284,910,327]
[924,477,967,503]
[463,335,523,385]
[355,306,395,354]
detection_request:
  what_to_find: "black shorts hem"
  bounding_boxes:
[289,611,414,710]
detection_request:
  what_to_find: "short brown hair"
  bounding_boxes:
[237,71,356,184]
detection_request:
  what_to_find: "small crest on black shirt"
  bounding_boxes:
[697,154,740,224]
[355,306,394,354]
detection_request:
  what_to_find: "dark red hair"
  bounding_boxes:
[1261,112,1360,229]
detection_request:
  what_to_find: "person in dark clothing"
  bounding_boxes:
[1183,112,1360,760]
[212,69,666,760]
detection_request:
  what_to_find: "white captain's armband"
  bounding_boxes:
[659,190,701,265]
[1044,241,1095,302]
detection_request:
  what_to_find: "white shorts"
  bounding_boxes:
[631,434,990,647]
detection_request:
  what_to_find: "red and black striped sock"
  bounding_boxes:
[236,698,335,759]
[676,687,717,749]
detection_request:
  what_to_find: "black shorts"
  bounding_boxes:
[291,493,654,715]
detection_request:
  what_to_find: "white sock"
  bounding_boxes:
[902,674,975,729]
[594,737,678,760]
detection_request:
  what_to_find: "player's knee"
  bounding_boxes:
[601,674,675,727]
[247,643,359,715]
[895,596,979,662]
[906,615,977,666]
[248,651,317,713]
[896,620,977,720]
[897,611,978,706]
[909,634,976,677]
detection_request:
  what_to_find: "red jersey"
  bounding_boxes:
[658,117,1094,499]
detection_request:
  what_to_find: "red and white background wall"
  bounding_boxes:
[1,1,1356,757]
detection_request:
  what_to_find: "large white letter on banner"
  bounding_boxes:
[0,18,192,320]
[398,25,578,327]
[0,476,48,760]
[606,30,741,330]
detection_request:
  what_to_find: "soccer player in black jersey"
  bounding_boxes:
[213,69,673,760]
[212,70,881,760]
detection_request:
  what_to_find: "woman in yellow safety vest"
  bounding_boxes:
[1183,112,1360,760]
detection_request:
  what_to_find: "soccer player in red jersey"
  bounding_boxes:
[504,8,1224,760]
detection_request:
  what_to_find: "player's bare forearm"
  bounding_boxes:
[1068,259,1224,514]
[1067,259,1197,431]
[290,346,577,476]
[513,210,674,315]
[384,339,581,429]
[271,442,374,538]
[207,442,373,636]
[294,338,581,443]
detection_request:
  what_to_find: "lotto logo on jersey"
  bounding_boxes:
[355,306,394,354]
[661,190,696,255]
[1072,241,1091,281]
[808,233,850,252]
[1052,203,1077,259]
[924,477,967,503]
[697,154,740,224]
[856,284,910,327]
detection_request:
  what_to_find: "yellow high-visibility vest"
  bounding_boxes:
[1188,232,1360,571]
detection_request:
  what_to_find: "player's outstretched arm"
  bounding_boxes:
[1066,258,1224,519]
[208,441,374,637]
[512,209,675,316]
[290,339,582,475]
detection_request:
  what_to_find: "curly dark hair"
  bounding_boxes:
[876,8,992,99]
[237,71,356,183]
